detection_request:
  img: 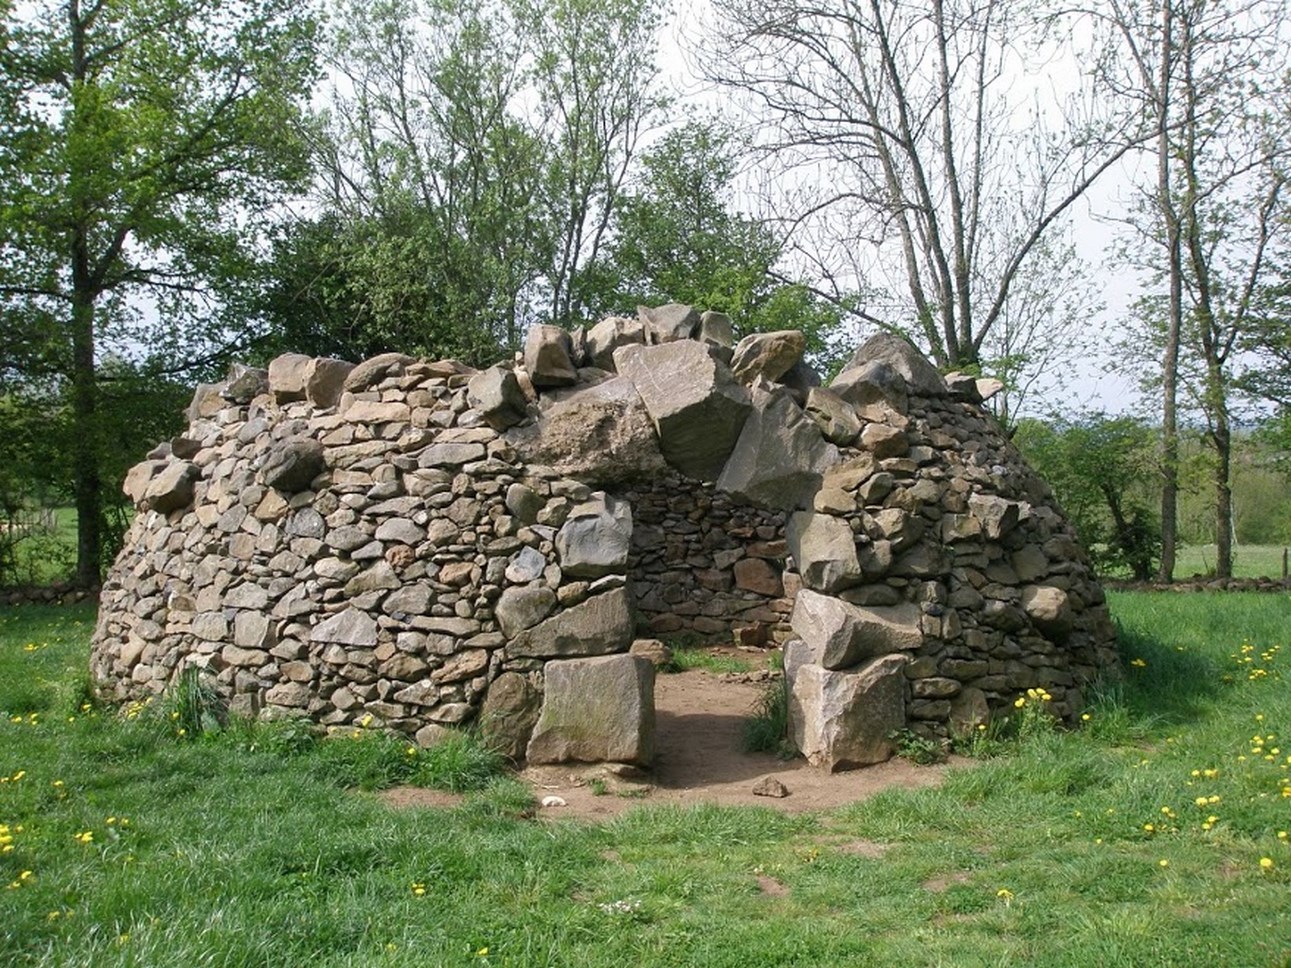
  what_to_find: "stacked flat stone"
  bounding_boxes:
[91,305,1119,770]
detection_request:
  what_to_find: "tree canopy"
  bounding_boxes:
[0,0,320,584]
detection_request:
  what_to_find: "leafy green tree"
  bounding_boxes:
[297,0,666,358]
[515,0,668,326]
[581,120,850,368]
[0,0,320,586]
[1100,0,1289,581]
[1015,412,1161,580]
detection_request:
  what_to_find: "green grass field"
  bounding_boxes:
[2,594,1289,967]
[1174,544,1290,580]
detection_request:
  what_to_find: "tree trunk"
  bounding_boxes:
[1156,1,1180,583]
[68,0,101,588]
[1212,388,1233,579]
[70,292,101,588]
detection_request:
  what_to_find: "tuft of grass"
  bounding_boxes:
[664,646,756,675]
[163,666,227,739]
[306,725,504,793]
[741,677,795,757]
[411,731,506,793]
[890,729,948,765]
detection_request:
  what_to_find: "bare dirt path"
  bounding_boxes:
[385,667,959,821]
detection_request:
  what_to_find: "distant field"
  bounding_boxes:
[1174,544,1289,580]
[3,506,77,586]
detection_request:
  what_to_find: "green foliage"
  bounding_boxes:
[1015,411,1161,579]
[260,209,517,367]
[308,724,505,793]
[0,0,321,585]
[282,0,670,361]
[163,668,227,740]
[582,120,850,371]
[663,646,754,675]
[889,729,948,765]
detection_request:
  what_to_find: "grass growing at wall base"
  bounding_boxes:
[2,593,1290,967]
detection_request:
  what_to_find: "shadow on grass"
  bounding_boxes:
[1111,619,1223,728]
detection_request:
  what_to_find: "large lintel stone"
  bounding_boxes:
[614,341,752,482]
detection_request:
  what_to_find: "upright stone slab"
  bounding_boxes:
[305,357,355,409]
[480,671,542,761]
[467,365,529,431]
[526,654,656,766]
[268,353,312,403]
[698,310,733,348]
[639,302,700,343]
[614,341,752,482]
[525,325,578,388]
[789,654,907,770]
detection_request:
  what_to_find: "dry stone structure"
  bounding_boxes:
[91,305,1119,769]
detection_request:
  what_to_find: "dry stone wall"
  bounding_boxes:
[91,306,1120,768]
[620,474,792,644]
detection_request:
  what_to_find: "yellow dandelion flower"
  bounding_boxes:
[1260,857,1275,871]
[1130,658,1147,668]
[477,947,489,957]
[1014,697,1026,709]
[1158,859,1169,868]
